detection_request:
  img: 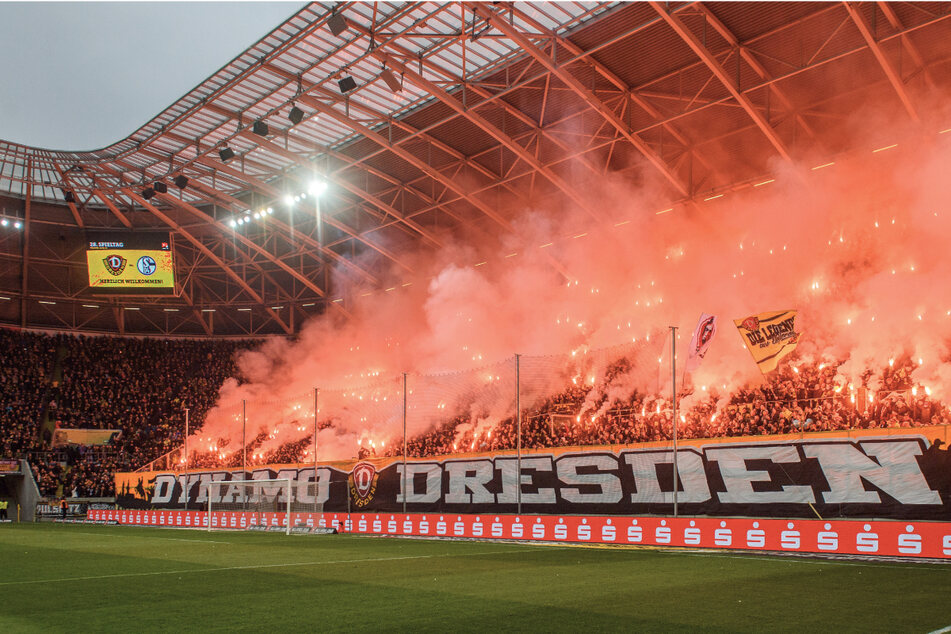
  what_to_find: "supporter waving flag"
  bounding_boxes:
[685,313,718,373]
[734,310,801,374]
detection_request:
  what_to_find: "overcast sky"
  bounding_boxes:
[0,2,303,151]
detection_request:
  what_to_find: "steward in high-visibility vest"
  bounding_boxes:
[0,500,8,520]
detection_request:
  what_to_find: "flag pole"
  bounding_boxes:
[670,326,679,517]
[515,353,521,515]
[184,407,189,511]
[313,387,319,513]
[402,372,408,515]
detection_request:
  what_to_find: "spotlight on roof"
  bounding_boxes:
[1,219,7,227]
[288,105,305,126]
[252,120,269,137]
[142,188,155,200]
[309,180,328,197]
[63,191,76,203]
[13,221,21,229]
[228,219,237,228]
[327,11,348,37]
[337,76,357,94]
[153,181,168,194]
[266,207,273,214]
[218,146,235,162]
[283,195,294,206]
[174,175,189,190]
[380,67,402,93]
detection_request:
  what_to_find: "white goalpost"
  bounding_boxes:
[206,478,292,535]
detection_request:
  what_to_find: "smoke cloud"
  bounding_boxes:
[192,108,951,463]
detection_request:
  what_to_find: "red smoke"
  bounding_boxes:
[192,113,951,463]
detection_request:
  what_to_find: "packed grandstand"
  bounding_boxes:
[2,326,945,499]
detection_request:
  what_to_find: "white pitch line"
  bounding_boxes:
[668,550,950,571]
[927,626,951,634]
[0,549,514,587]
[66,531,231,545]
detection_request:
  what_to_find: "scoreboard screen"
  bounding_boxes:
[85,231,175,295]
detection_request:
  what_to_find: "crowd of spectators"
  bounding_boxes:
[0,329,243,497]
[2,325,949,494]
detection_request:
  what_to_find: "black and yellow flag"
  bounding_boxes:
[734,310,801,374]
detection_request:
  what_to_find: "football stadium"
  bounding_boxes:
[2,1,951,630]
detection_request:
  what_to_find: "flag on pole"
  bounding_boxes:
[733,309,801,374]
[686,313,718,373]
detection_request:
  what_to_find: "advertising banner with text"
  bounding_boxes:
[118,427,951,520]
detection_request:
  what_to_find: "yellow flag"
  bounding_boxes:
[734,310,801,374]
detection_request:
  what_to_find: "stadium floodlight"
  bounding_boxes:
[288,105,305,126]
[218,146,235,162]
[13,221,21,229]
[380,67,402,93]
[252,120,269,137]
[64,191,76,203]
[337,76,357,93]
[142,188,155,200]
[266,207,273,214]
[0,219,7,227]
[206,478,293,535]
[228,219,237,228]
[153,181,168,194]
[174,175,189,190]
[327,10,348,37]
[309,180,328,197]
[283,195,294,206]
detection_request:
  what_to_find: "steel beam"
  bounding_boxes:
[650,1,792,161]
[472,3,689,198]
[843,2,920,122]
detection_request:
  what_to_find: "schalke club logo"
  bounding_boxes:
[136,256,157,276]
[348,462,378,508]
[103,254,127,276]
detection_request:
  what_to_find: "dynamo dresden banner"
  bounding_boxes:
[118,430,951,520]
[734,309,801,373]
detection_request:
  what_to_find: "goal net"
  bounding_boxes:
[206,479,292,535]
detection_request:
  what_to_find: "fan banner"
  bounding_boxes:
[86,509,951,560]
[116,427,951,520]
[734,310,801,373]
[686,313,717,373]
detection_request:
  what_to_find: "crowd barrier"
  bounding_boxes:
[86,509,951,560]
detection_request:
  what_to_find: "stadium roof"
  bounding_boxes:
[0,1,948,336]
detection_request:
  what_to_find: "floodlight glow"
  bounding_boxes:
[266,207,273,214]
[309,181,328,196]
[229,219,237,227]
[14,221,21,229]
[284,195,294,206]
[0,219,7,227]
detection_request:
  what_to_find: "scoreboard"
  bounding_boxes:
[85,231,175,295]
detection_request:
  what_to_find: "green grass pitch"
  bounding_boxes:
[0,523,948,632]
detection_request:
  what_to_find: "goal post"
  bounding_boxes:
[206,478,292,535]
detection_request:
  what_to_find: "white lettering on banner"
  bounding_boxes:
[746,521,766,548]
[512,518,524,539]
[655,520,671,544]
[532,518,545,539]
[403,518,413,534]
[555,519,567,540]
[419,517,429,534]
[601,519,616,542]
[707,445,815,504]
[898,525,922,554]
[472,518,483,537]
[387,518,396,533]
[714,521,732,546]
[803,440,940,505]
[495,457,557,505]
[454,517,465,536]
[625,449,711,504]
[856,524,879,552]
[628,520,643,543]
[436,516,447,535]
[373,517,382,533]
[294,468,331,505]
[578,519,591,541]
[445,461,495,504]
[817,524,838,551]
[358,517,367,532]
[943,535,951,556]
[557,455,622,504]
[684,520,701,545]
[492,517,503,538]
[396,464,442,504]
[151,474,176,504]
[781,523,801,549]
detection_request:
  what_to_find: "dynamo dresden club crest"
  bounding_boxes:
[103,254,127,276]
[348,462,378,508]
